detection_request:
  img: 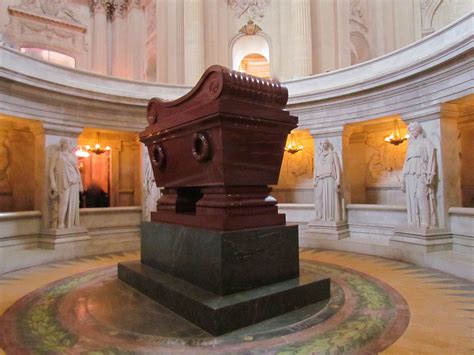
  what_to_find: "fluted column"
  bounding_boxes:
[289,0,312,78]
[111,2,128,78]
[127,0,146,80]
[183,0,205,85]
[90,1,108,74]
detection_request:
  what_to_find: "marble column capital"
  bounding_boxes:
[90,0,106,14]
[127,0,145,11]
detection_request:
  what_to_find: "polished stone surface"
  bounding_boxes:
[119,259,330,335]
[0,252,416,353]
[141,222,299,294]
[142,66,297,231]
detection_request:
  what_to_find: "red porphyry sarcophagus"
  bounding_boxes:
[140,65,297,231]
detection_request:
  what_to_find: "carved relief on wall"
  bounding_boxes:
[144,0,156,81]
[349,0,369,65]
[350,0,368,30]
[145,0,156,38]
[0,131,12,198]
[227,0,271,22]
[365,132,407,187]
[277,130,314,188]
[420,0,443,36]
[5,0,88,60]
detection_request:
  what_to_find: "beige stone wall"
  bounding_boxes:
[273,130,314,203]
[0,116,39,212]
[78,129,141,208]
[1,0,470,83]
[454,98,474,207]
[345,118,407,206]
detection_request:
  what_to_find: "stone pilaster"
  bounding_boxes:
[183,0,205,85]
[289,0,312,78]
[127,0,146,80]
[111,1,128,78]
[90,1,108,74]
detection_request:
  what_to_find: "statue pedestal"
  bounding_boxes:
[40,227,90,249]
[390,226,452,252]
[305,220,350,240]
[118,222,330,335]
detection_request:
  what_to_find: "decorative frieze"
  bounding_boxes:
[6,4,88,52]
[227,0,270,22]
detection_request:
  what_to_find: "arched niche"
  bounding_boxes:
[343,116,408,205]
[350,31,370,65]
[0,115,40,212]
[272,129,314,203]
[77,129,141,208]
[448,95,474,207]
[20,47,76,68]
[239,53,270,78]
[230,34,271,76]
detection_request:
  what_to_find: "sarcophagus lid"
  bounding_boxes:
[140,65,297,230]
[140,65,297,188]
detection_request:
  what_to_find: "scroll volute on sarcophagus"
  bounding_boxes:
[139,65,298,231]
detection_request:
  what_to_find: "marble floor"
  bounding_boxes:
[0,249,472,354]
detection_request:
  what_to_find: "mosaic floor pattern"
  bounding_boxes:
[0,249,472,354]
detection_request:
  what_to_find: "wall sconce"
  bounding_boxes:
[384,120,409,145]
[285,132,304,154]
[85,132,111,155]
[75,146,90,158]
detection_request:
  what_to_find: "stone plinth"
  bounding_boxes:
[305,220,350,240]
[118,222,330,334]
[40,227,90,249]
[140,222,299,295]
[118,261,329,336]
[391,226,452,252]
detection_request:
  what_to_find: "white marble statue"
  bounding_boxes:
[401,122,437,228]
[314,139,343,222]
[49,138,83,228]
[142,157,159,221]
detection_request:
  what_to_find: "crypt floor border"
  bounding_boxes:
[0,249,472,354]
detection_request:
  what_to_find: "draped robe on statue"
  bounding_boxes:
[50,150,82,228]
[314,150,342,222]
[402,136,437,228]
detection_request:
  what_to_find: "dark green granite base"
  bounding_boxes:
[118,260,330,336]
[141,222,300,295]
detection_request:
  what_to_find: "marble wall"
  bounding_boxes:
[0,13,472,279]
[0,116,39,212]
[345,118,407,206]
[273,129,314,203]
[457,102,474,207]
[1,0,471,83]
[78,129,142,208]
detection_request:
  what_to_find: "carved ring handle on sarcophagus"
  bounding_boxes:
[192,132,212,162]
[151,144,166,170]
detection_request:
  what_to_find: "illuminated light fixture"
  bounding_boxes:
[87,133,111,155]
[75,146,90,158]
[284,132,304,154]
[384,120,409,145]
